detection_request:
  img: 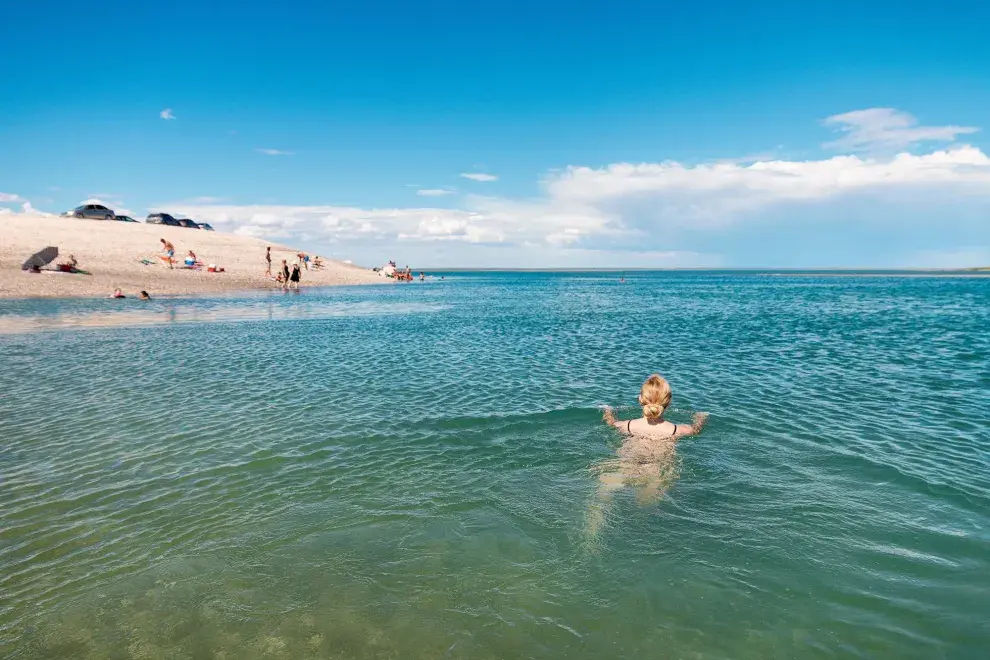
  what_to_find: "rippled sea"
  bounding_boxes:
[2,272,989,659]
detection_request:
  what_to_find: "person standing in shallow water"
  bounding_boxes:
[586,374,709,543]
[280,259,290,290]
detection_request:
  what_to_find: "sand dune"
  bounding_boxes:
[0,215,383,299]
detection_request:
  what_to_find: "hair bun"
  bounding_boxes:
[643,403,663,419]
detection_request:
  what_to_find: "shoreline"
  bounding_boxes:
[0,215,384,299]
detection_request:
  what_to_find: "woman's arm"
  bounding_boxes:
[678,412,710,437]
[602,407,629,433]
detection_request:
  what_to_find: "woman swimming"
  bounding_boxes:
[602,374,708,440]
[585,374,708,543]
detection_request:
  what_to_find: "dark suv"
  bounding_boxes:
[146,213,181,226]
[176,218,200,229]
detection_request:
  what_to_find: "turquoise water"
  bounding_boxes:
[1,272,988,659]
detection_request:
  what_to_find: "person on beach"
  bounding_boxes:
[586,375,709,541]
[280,259,291,290]
[265,246,272,277]
[289,262,301,289]
[139,290,151,300]
[184,250,199,267]
[160,239,175,269]
[110,288,126,299]
[57,254,78,272]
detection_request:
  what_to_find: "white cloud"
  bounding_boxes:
[823,108,978,152]
[416,188,456,197]
[256,148,293,156]
[161,142,990,266]
[122,110,990,267]
[460,172,498,182]
[0,192,23,202]
[160,108,175,120]
[21,201,54,217]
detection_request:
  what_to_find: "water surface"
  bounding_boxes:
[1,272,988,659]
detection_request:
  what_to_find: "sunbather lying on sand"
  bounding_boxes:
[57,254,78,272]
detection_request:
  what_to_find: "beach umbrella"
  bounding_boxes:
[21,246,58,271]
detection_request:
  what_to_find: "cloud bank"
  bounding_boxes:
[158,140,990,267]
[7,109,990,267]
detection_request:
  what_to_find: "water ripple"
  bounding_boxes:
[1,273,989,659]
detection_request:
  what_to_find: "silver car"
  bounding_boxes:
[62,204,116,220]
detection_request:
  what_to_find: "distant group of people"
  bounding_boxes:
[265,246,321,290]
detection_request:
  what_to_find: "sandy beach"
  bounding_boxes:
[0,215,382,299]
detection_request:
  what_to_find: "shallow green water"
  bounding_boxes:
[1,272,988,659]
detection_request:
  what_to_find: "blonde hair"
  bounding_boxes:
[638,374,672,421]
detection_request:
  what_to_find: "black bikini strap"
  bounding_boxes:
[671,424,678,435]
[627,420,632,433]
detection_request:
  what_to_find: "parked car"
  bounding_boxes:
[176,218,200,229]
[198,222,215,231]
[116,215,138,223]
[62,204,116,220]
[146,212,181,226]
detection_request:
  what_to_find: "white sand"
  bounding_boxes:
[0,215,383,299]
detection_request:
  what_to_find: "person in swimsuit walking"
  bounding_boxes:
[288,262,301,289]
[586,374,709,542]
[265,246,272,277]
[280,259,290,290]
[160,239,175,269]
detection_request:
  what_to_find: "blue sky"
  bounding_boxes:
[2,0,990,267]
